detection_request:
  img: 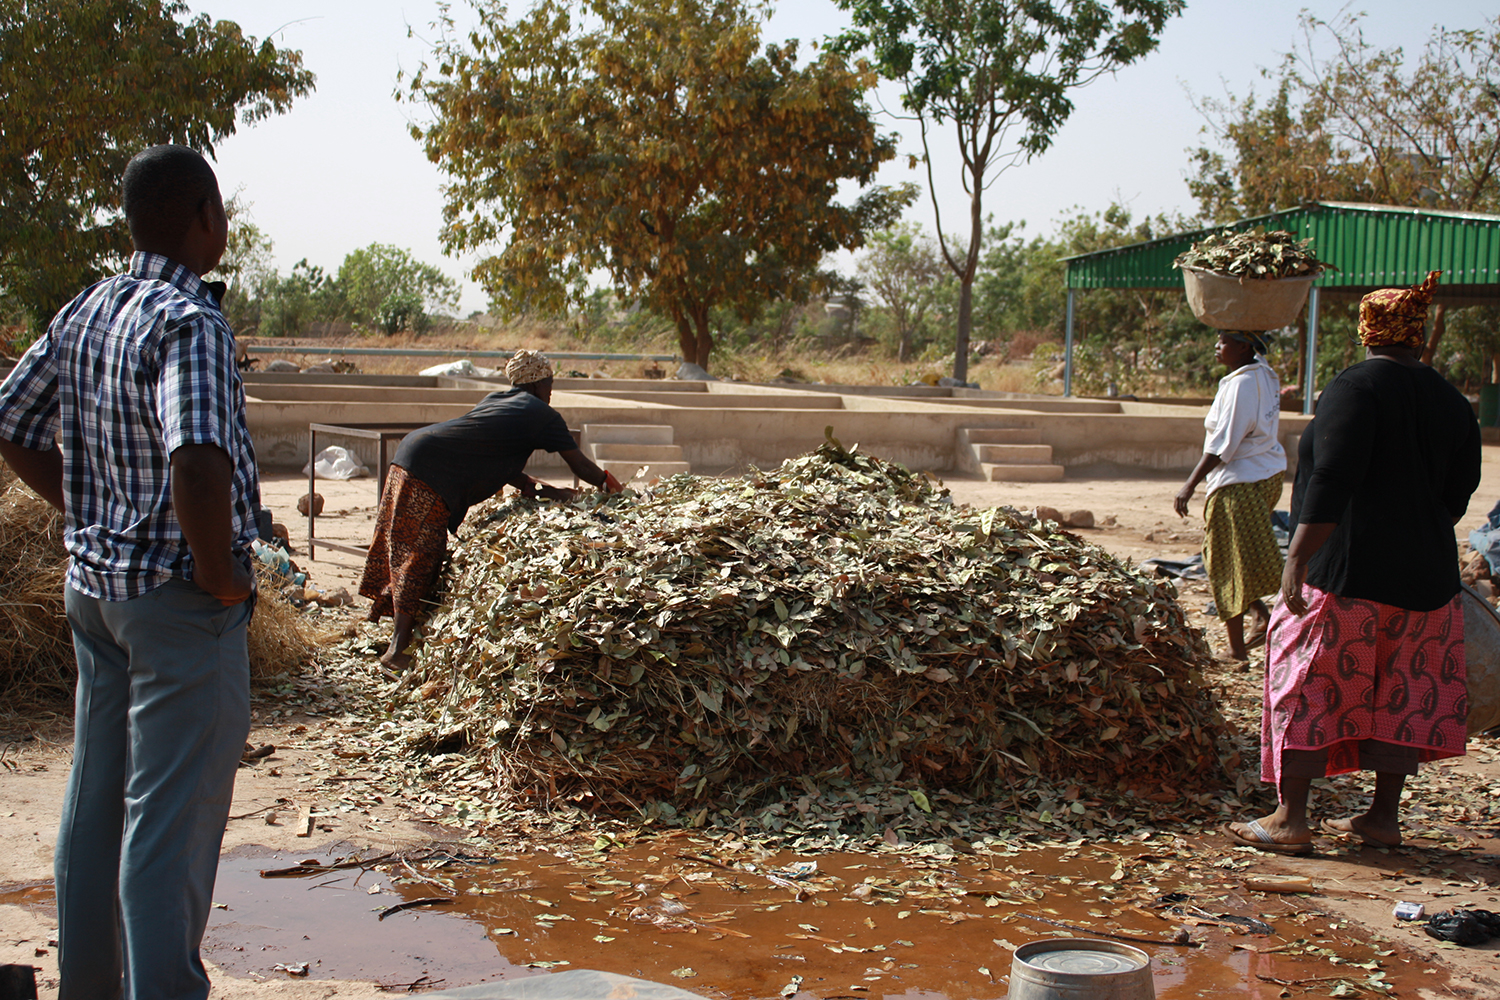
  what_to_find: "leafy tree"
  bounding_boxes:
[334,243,460,332]
[1439,306,1500,392]
[833,0,1184,383]
[858,222,949,361]
[971,219,1059,346]
[255,259,339,338]
[216,196,278,333]
[1191,11,1500,220]
[404,0,912,372]
[1052,204,1210,395]
[0,0,314,329]
[1186,78,1365,224]
[965,205,1209,394]
[1188,11,1500,365]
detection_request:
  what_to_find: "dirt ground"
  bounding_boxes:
[5,453,1500,997]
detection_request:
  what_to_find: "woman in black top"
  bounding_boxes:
[359,350,622,668]
[1226,271,1482,853]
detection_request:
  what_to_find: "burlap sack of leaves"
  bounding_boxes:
[397,433,1226,813]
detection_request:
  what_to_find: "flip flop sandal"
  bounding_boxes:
[1225,819,1313,855]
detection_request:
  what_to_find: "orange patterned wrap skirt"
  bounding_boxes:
[358,464,451,621]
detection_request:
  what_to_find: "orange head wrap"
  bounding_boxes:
[1358,270,1442,349]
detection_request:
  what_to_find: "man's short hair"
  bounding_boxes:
[121,145,221,249]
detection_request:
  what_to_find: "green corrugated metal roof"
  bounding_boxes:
[1063,202,1500,305]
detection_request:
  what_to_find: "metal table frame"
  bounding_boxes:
[306,422,426,559]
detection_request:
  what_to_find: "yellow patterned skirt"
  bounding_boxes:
[1202,473,1284,621]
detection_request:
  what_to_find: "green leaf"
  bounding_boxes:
[694,686,723,713]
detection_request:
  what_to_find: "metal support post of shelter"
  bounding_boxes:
[1303,286,1321,415]
[1063,288,1076,398]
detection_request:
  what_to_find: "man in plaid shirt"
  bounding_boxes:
[0,145,259,999]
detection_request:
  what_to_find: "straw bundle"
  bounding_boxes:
[247,567,334,679]
[0,462,323,701]
[0,463,73,702]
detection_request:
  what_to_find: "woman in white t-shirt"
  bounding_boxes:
[1174,331,1287,660]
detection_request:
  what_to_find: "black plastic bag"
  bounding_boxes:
[1424,909,1500,946]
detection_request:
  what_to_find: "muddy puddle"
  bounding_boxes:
[2,837,1445,996]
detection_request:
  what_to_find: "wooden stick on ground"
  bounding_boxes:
[378,897,456,921]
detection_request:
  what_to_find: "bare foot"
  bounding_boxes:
[1245,616,1269,651]
[379,647,413,672]
[1321,815,1402,847]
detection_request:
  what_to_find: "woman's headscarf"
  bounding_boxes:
[1358,270,1442,349]
[505,349,553,386]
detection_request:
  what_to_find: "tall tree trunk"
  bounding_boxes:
[951,152,987,385]
[954,279,973,383]
[692,304,713,373]
[1421,302,1447,365]
[675,314,698,367]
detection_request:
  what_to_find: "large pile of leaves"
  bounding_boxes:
[400,436,1226,815]
[1174,227,1331,279]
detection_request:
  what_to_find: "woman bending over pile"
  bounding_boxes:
[360,350,621,668]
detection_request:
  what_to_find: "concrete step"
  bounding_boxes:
[982,462,1066,482]
[600,459,693,482]
[961,427,1042,445]
[589,443,686,462]
[581,423,675,446]
[975,443,1054,464]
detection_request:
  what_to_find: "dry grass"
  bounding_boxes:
[713,353,1043,393]
[0,462,331,708]
[246,324,1055,394]
[245,323,673,380]
[0,463,73,705]
[247,569,342,680]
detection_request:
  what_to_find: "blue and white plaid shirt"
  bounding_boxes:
[0,252,260,600]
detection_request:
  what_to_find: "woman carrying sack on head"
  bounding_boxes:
[1175,330,1287,662]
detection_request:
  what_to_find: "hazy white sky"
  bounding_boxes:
[203,0,1494,315]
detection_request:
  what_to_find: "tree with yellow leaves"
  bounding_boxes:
[0,0,313,333]
[404,0,912,371]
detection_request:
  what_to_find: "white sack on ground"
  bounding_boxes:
[303,445,369,480]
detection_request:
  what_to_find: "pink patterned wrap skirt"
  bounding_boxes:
[1262,585,1467,787]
